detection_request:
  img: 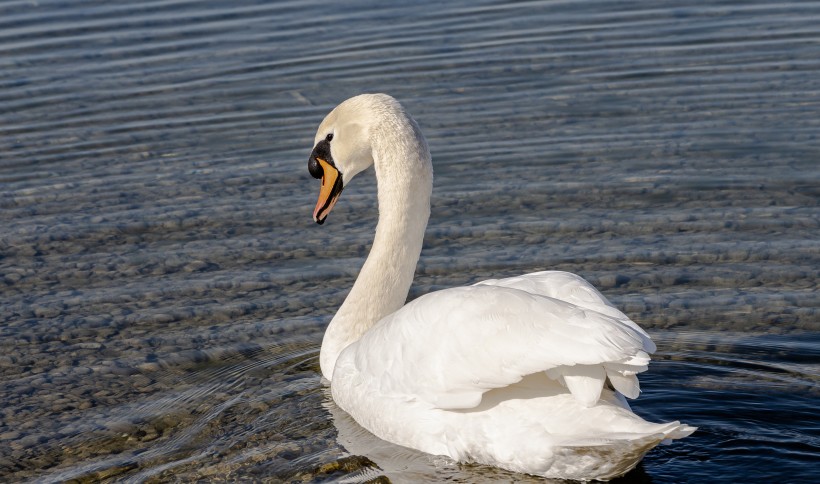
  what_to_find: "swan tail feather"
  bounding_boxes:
[659,422,698,441]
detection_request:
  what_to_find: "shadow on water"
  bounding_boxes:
[0,0,818,482]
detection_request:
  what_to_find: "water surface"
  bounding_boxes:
[1,0,818,482]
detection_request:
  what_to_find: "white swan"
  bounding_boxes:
[307,93,694,481]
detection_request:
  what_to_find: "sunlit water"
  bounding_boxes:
[1,0,818,482]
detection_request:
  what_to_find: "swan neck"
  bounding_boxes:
[320,117,432,380]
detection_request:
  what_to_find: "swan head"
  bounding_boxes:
[308,94,388,224]
[308,93,433,225]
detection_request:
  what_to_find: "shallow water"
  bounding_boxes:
[1,0,818,482]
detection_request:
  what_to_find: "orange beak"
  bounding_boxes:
[313,157,344,224]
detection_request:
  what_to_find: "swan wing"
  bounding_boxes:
[343,271,655,410]
[475,271,655,352]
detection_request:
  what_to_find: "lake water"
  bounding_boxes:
[1,0,818,482]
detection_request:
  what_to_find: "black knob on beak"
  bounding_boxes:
[309,156,323,179]
[308,139,333,179]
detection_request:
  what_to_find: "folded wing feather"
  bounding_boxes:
[348,271,655,409]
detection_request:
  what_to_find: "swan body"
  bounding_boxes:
[307,94,694,481]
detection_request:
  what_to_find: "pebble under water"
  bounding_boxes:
[1,1,818,482]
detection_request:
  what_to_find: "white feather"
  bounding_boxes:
[311,94,694,481]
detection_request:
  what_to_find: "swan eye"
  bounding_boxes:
[325,133,333,142]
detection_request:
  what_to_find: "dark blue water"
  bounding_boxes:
[1,1,818,482]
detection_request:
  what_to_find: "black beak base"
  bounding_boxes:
[308,139,333,179]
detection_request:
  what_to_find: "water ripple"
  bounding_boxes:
[1,0,818,482]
